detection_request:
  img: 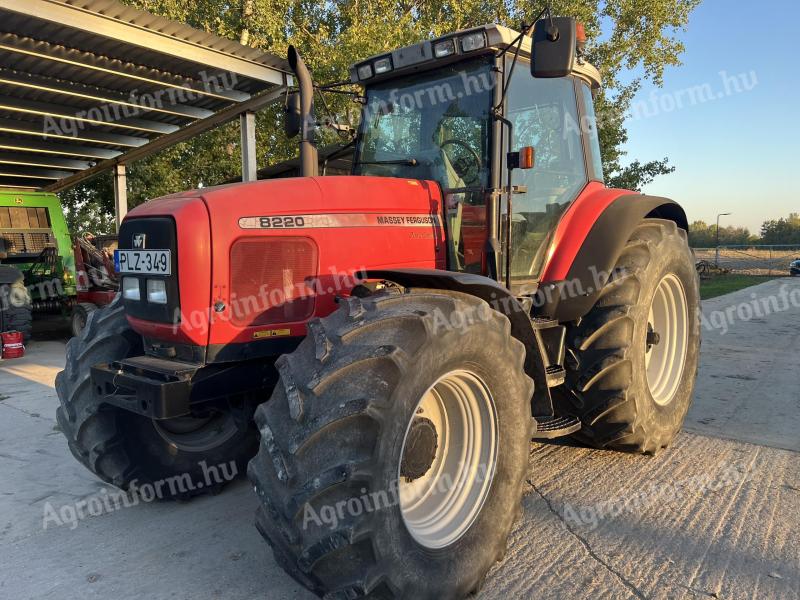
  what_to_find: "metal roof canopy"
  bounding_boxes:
[0,0,290,225]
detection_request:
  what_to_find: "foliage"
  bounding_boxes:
[58,0,702,231]
[688,220,757,248]
[760,213,800,245]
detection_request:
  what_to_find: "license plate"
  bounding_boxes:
[115,249,171,275]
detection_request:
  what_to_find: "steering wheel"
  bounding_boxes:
[440,139,482,185]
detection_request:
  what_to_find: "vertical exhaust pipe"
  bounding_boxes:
[287,46,319,177]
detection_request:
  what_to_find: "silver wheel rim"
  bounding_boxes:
[646,273,689,406]
[398,370,498,549]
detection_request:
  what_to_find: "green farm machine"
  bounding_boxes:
[0,189,117,340]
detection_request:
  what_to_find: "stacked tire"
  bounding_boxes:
[0,265,33,342]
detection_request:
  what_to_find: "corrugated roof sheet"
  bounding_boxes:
[0,0,289,191]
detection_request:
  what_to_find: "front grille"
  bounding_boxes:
[118,217,180,324]
[229,237,318,326]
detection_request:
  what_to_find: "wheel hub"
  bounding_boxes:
[646,324,661,351]
[400,417,438,482]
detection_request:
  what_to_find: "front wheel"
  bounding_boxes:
[248,290,533,599]
[560,219,701,454]
[56,296,259,499]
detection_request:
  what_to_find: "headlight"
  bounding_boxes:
[460,31,487,52]
[374,57,392,74]
[122,277,140,301]
[433,38,456,58]
[146,279,167,304]
[357,63,373,80]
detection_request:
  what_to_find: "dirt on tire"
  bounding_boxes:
[248,290,533,599]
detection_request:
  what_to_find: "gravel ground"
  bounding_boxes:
[1,277,798,600]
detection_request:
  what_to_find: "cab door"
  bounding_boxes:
[501,66,598,288]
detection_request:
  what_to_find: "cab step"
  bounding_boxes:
[531,415,581,440]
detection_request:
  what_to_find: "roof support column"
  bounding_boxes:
[113,163,128,231]
[240,111,257,182]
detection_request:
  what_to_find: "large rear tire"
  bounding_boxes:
[560,219,700,454]
[56,295,258,499]
[0,267,33,342]
[248,290,533,599]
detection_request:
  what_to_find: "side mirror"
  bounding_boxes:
[531,17,577,78]
[284,92,302,139]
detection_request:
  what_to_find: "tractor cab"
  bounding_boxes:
[348,23,603,289]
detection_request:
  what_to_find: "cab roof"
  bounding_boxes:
[349,23,602,90]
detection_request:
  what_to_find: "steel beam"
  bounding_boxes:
[0,138,122,160]
[45,84,286,193]
[0,166,74,180]
[0,96,180,135]
[2,0,287,87]
[113,164,128,230]
[0,117,148,149]
[240,112,257,182]
[0,72,214,121]
[0,152,91,171]
[0,38,252,103]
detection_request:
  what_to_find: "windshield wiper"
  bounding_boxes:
[356,158,420,166]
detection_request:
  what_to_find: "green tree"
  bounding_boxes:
[59,0,701,228]
[688,220,756,248]
[760,213,800,245]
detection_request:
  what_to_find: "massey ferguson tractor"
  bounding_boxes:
[57,16,700,599]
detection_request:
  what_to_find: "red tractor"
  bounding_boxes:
[57,18,699,599]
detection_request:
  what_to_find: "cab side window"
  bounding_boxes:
[504,70,588,281]
[579,82,604,182]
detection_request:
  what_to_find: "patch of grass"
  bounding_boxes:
[700,275,779,300]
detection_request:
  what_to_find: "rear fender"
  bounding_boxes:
[538,188,688,322]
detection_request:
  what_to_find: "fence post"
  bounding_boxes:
[768,247,772,277]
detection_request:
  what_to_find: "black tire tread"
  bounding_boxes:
[249,290,532,599]
[561,219,700,454]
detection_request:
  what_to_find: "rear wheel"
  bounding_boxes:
[560,219,700,454]
[56,295,258,499]
[248,290,533,599]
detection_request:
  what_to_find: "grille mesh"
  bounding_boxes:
[229,237,318,327]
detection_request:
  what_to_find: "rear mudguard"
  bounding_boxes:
[537,184,688,322]
[363,188,689,418]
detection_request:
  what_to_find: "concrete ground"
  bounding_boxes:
[1,278,798,600]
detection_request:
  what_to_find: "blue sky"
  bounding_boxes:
[621,0,797,234]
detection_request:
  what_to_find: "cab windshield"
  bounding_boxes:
[354,57,495,192]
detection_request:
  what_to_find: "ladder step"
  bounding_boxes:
[531,415,581,440]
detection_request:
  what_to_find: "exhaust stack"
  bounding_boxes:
[287,46,319,177]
